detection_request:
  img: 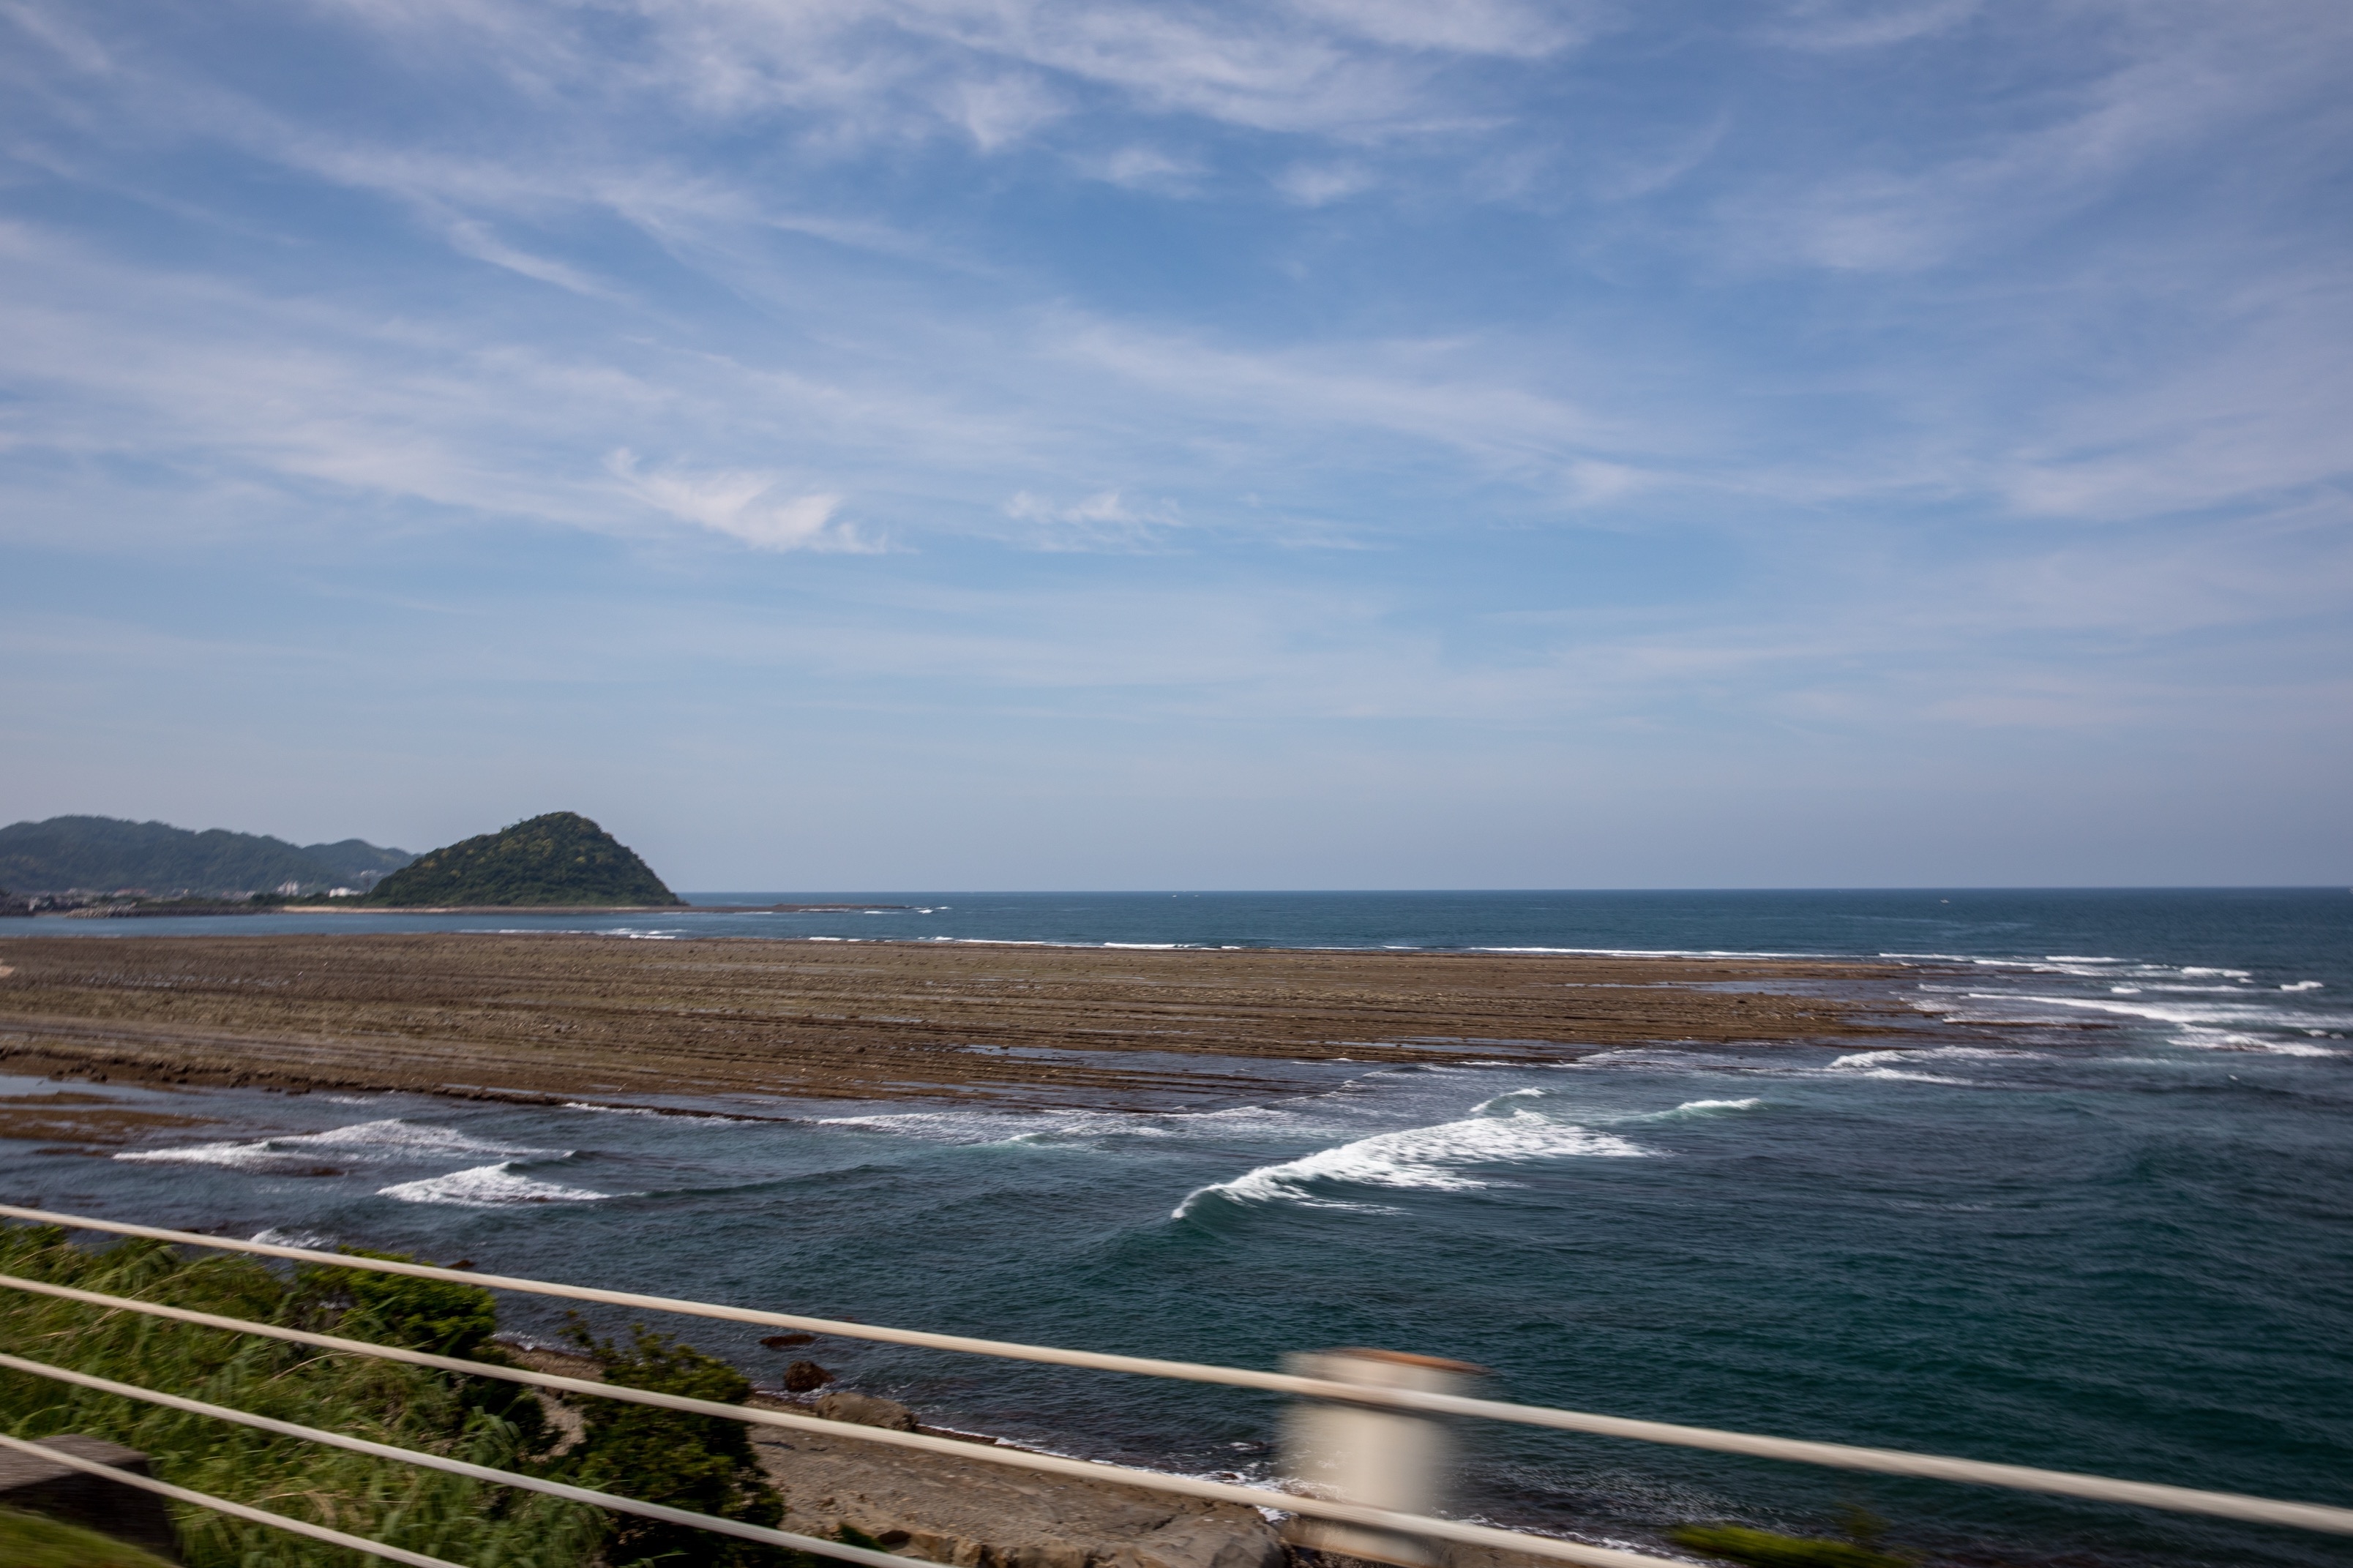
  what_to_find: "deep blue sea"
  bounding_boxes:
[6,890,2350,1567]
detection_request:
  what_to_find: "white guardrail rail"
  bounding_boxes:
[1,1204,2349,1568]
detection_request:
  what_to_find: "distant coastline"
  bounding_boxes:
[14,901,912,920]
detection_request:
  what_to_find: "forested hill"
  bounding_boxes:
[0,816,413,896]
[366,812,683,907]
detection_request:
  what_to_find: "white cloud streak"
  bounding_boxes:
[607,451,876,552]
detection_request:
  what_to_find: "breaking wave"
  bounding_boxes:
[1651,1097,1764,1117]
[818,1108,1172,1144]
[1172,1109,1658,1218]
[116,1119,555,1171]
[377,1162,623,1207]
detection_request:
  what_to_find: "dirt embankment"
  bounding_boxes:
[0,934,1921,1108]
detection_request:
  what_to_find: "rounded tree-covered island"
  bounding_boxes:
[365,811,684,907]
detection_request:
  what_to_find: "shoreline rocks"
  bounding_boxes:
[500,1341,1284,1568]
[749,1415,1283,1568]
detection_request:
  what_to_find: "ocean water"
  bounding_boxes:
[4,889,2349,1567]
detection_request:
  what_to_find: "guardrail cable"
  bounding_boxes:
[0,1283,1685,1568]
[0,1429,465,1568]
[4,1205,2349,1544]
[0,1350,950,1568]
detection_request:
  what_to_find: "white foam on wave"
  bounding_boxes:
[1172,1109,1658,1218]
[2282,980,2324,992]
[1475,945,1812,959]
[1983,992,2351,1031]
[2169,1027,2341,1058]
[816,1108,1170,1144]
[564,1102,660,1116]
[1658,1097,1764,1116]
[116,1119,554,1170]
[250,1226,335,1250]
[1880,953,2035,966]
[1818,1047,2033,1086]
[1161,1103,1314,1127]
[377,1162,622,1207]
[1833,1068,1975,1084]
[1831,1046,2039,1068]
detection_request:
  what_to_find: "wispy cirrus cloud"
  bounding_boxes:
[1003,487,1181,549]
[606,451,878,552]
[2,0,2349,882]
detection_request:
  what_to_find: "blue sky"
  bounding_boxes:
[2,0,2347,888]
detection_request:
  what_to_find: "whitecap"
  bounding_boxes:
[1660,1097,1763,1115]
[1469,1088,1548,1114]
[1816,1049,2013,1086]
[1172,1109,1657,1218]
[1969,991,2341,1027]
[2282,981,2324,992]
[2168,1027,2341,1057]
[1161,1104,1313,1126]
[116,1119,555,1170]
[816,1108,1161,1144]
[377,1162,621,1207]
[1828,1046,2038,1070]
[250,1226,336,1250]
[1475,945,1811,959]
[1843,1069,1975,1084]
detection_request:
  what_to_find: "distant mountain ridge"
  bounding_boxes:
[367,812,682,907]
[0,816,414,896]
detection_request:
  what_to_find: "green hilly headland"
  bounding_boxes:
[366,812,684,907]
[0,817,412,897]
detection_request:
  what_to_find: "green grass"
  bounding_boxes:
[0,1224,604,1568]
[1671,1523,1911,1568]
[0,1506,178,1568]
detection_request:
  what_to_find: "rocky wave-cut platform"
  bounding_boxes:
[0,934,1940,1108]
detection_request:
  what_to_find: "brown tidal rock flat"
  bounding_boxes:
[0,934,1923,1109]
[0,1091,217,1150]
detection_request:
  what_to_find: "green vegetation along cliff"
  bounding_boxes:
[367,812,684,907]
[0,1225,797,1568]
[0,817,412,896]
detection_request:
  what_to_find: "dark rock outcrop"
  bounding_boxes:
[785,1359,837,1392]
[814,1389,919,1431]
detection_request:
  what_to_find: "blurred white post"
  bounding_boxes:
[1280,1349,1483,1567]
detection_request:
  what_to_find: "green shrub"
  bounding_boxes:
[558,1316,807,1568]
[296,1248,550,1454]
[296,1249,500,1358]
[0,1224,600,1568]
[1670,1523,1909,1568]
